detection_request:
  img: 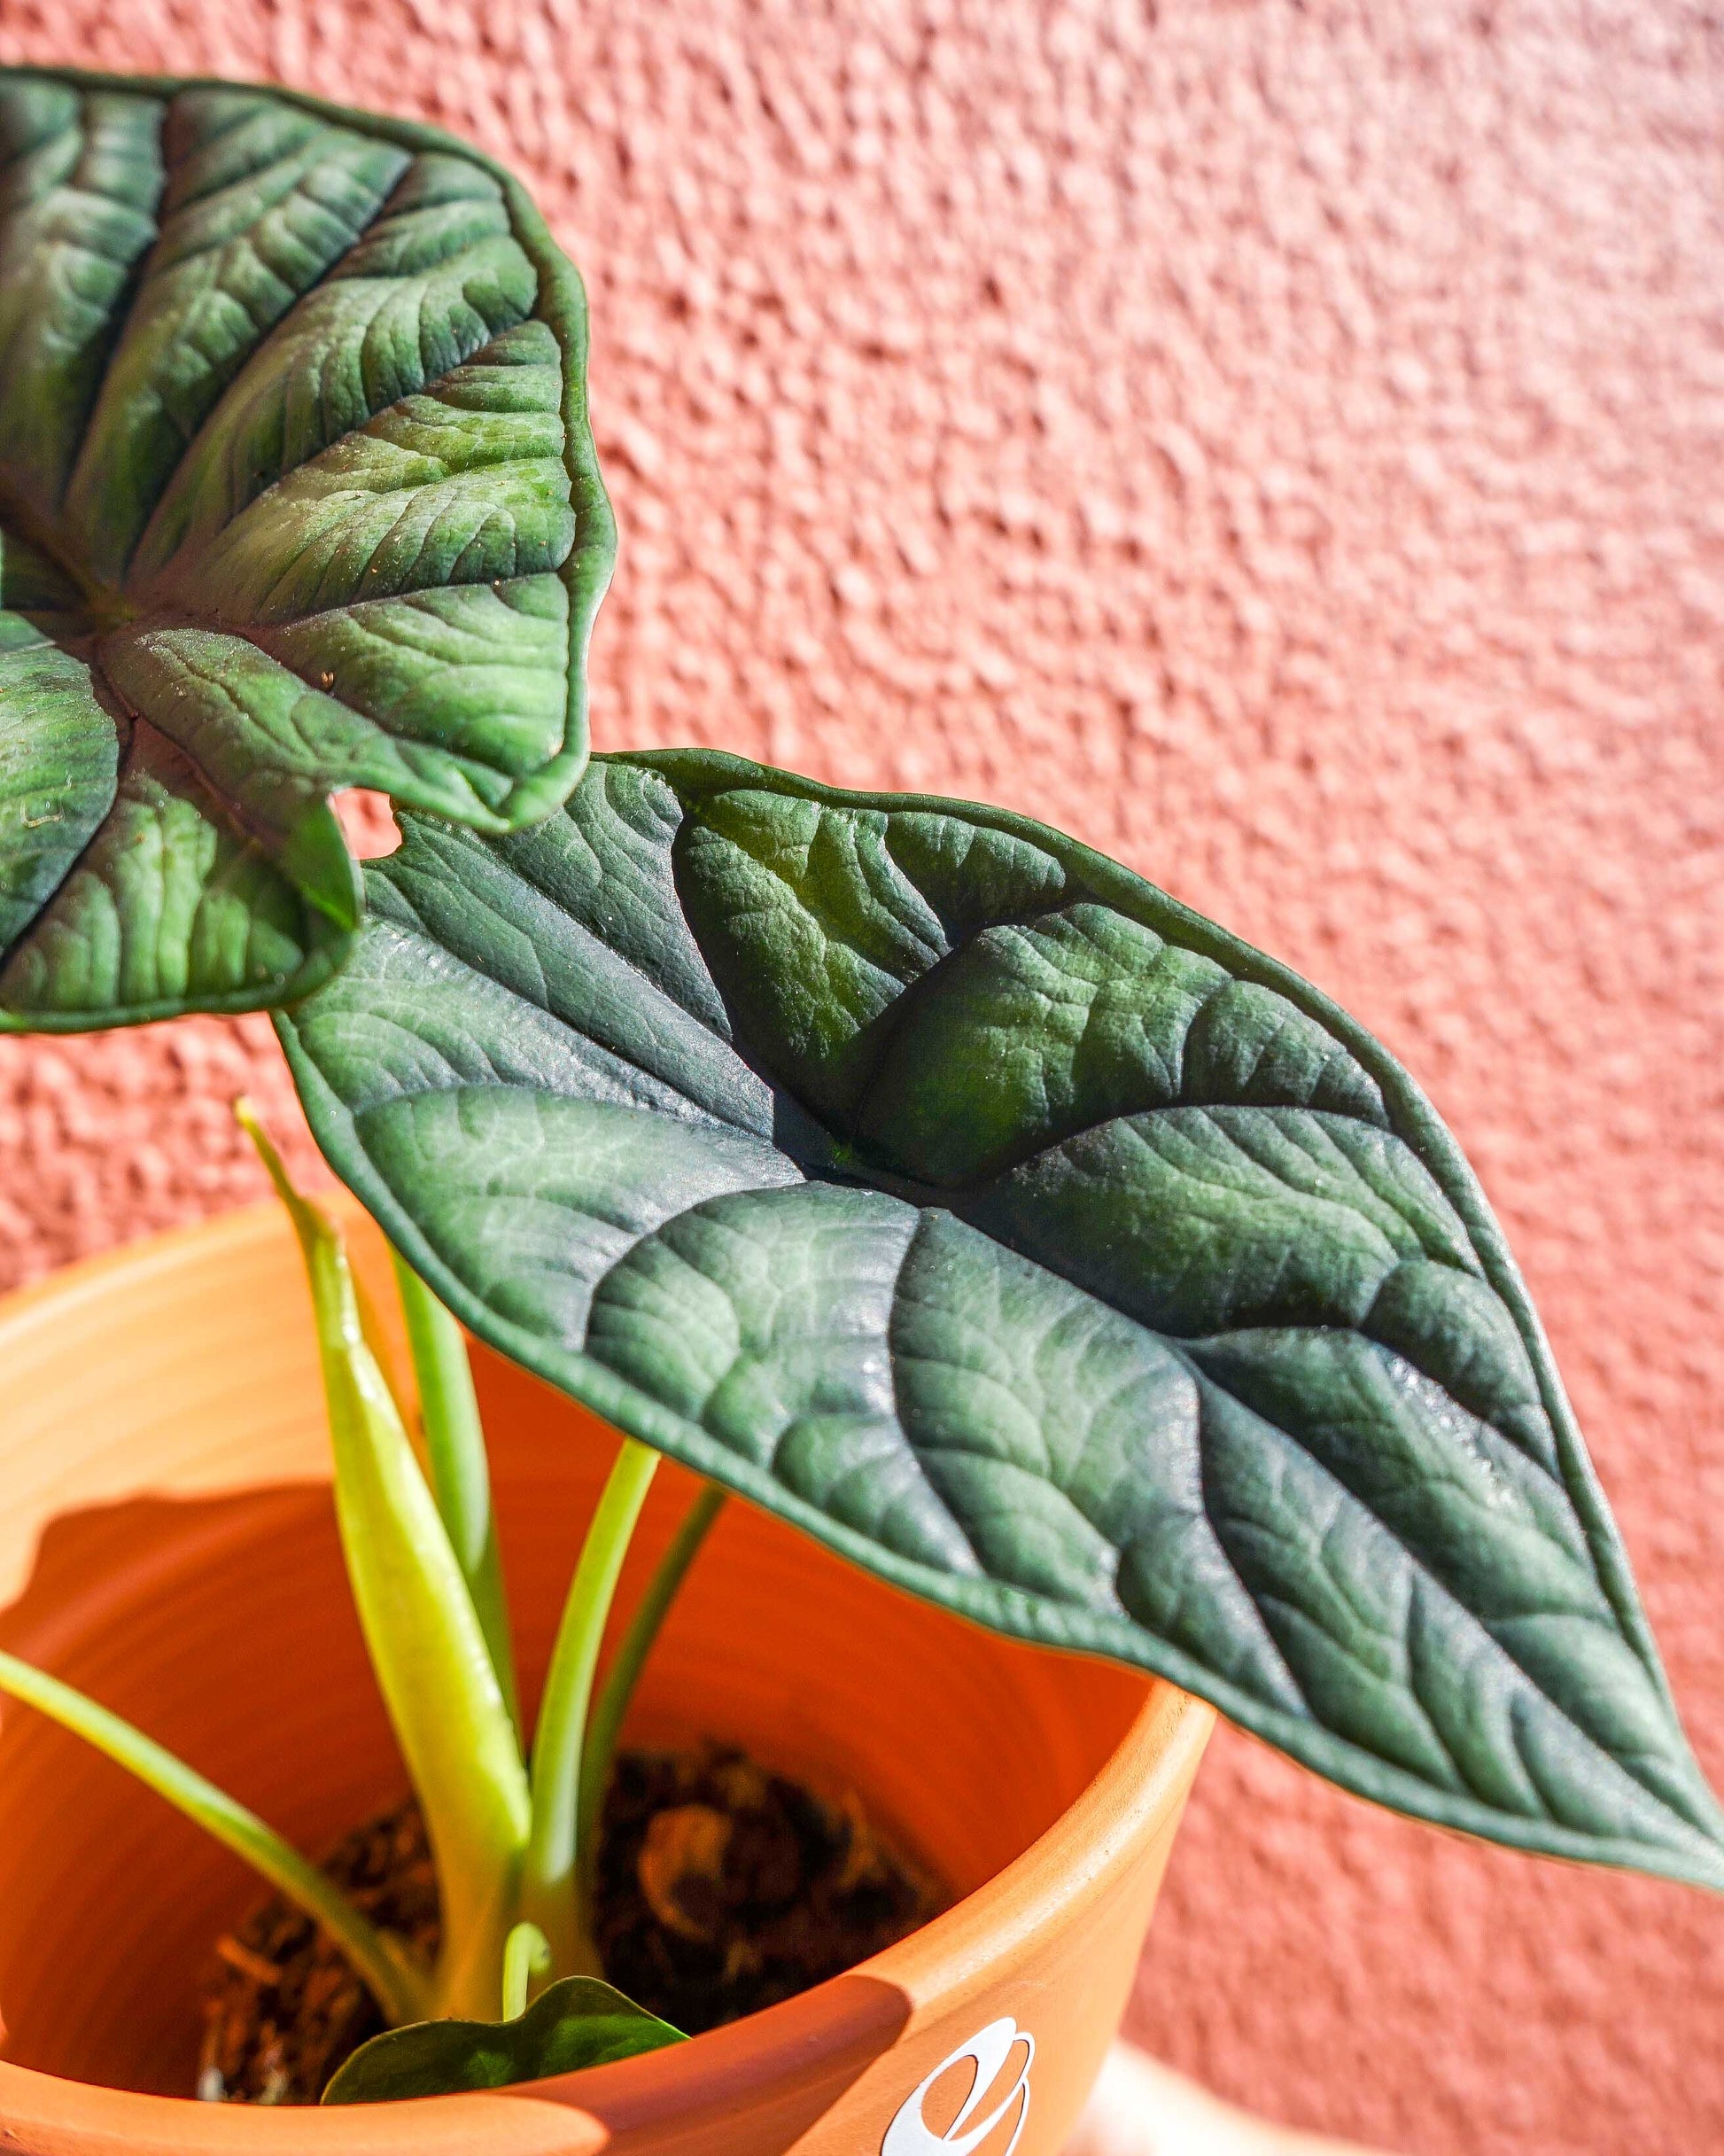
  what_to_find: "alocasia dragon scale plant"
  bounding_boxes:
[0,63,1720,2104]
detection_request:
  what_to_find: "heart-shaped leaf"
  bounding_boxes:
[280,751,1724,1890]
[0,66,610,1031]
[321,1975,684,2103]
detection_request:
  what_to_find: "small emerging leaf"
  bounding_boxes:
[280,749,1724,1893]
[0,66,612,1033]
[322,1975,684,2103]
[240,1103,530,2021]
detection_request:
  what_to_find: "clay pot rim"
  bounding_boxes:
[0,1205,1215,2144]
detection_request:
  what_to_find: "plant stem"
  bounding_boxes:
[577,1483,726,1896]
[0,1650,427,2028]
[521,1438,661,1974]
[239,1103,530,2021]
[501,1921,552,2019]
[392,1249,521,1743]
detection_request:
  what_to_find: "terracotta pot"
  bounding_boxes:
[0,1203,1213,2154]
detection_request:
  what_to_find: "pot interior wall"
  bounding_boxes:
[0,1212,1147,2099]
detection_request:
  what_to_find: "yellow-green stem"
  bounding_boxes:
[238,1103,530,2022]
[392,1250,521,1743]
[521,1438,661,1974]
[501,1920,552,2019]
[577,1483,726,1908]
[0,1650,427,2027]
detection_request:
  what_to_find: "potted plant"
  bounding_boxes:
[0,60,1717,2152]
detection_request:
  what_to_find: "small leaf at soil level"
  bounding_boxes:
[280,750,1724,1891]
[0,66,610,1032]
[322,1974,685,2102]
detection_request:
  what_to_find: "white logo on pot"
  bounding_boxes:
[881,2017,1036,2156]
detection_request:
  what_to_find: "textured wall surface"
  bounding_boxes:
[1,3,1721,2150]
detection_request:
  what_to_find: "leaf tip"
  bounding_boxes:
[235,1097,330,1257]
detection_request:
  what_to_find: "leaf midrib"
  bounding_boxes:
[0,482,137,634]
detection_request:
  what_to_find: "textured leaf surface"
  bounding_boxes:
[280,751,1724,1890]
[0,66,611,1031]
[322,1975,683,2103]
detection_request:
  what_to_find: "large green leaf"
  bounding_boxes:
[279,751,1724,1891]
[0,66,611,1031]
[322,1976,684,2104]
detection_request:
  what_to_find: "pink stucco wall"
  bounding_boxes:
[1,3,1720,2149]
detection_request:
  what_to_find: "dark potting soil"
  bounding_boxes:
[198,1746,943,2105]
[591,1746,942,2038]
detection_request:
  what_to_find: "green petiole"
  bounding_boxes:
[577,1483,727,1903]
[521,1438,662,1975]
[501,1920,552,2020]
[0,1649,427,2028]
[392,1250,521,1745]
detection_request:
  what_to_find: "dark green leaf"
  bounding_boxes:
[0,66,611,1031]
[321,1975,684,2103]
[280,751,1724,1891]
